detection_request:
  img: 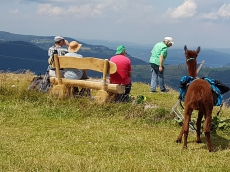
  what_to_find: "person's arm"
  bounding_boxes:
[48,47,53,57]
[159,54,164,72]
[159,47,167,71]
[127,61,132,77]
[64,40,69,46]
[128,71,132,77]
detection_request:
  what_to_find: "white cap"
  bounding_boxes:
[54,36,64,42]
[164,37,174,44]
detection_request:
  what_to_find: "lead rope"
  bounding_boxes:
[179,99,184,109]
[216,103,223,116]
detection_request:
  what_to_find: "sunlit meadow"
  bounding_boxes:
[0,71,230,172]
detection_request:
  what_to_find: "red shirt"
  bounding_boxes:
[110,55,132,85]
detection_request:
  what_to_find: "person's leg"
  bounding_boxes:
[123,83,132,102]
[115,94,122,102]
[79,88,91,97]
[73,87,79,95]
[125,83,132,95]
[78,70,90,96]
[158,67,166,91]
[115,83,132,102]
[81,70,89,79]
[150,66,157,92]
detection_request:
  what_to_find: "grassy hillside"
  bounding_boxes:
[132,64,230,88]
[133,48,230,67]
[0,72,230,171]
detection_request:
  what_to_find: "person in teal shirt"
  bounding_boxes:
[149,37,174,92]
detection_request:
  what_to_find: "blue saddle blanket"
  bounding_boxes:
[179,76,228,106]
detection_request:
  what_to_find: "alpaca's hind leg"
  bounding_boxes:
[176,123,184,143]
[204,115,213,152]
[196,110,203,143]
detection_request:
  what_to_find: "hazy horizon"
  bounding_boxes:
[1,0,230,49]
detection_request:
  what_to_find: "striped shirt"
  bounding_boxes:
[48,45,68,57]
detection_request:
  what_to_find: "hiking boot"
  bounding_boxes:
[161,89,169,92]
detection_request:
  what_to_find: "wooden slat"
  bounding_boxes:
[58,56,117,74]
[50,77,125,94]
[54,54,62,85]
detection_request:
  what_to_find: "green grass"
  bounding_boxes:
[0,72,230,171]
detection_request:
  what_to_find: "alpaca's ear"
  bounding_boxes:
[197,46,201,54]
[184,45,188,51]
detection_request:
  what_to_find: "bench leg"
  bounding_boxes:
[50,85,69,99]
[107,92,117,102]
[94,90,109,103]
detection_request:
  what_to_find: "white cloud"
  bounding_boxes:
[36,3,106,17]
[219,4,230,17]
[36,4,65,15]
[201,4,230,20]
[35,1,155,23]
[67,4,102,17]
[166,0,197,19]
[9,9,20,14]
[1,0,230,48]
[202,12,218,20]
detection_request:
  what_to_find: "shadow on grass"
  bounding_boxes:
[199,132,230,151]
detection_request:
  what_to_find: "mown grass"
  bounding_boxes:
[0,72,230,172]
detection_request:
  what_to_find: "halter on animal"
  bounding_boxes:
[186,57,195,62]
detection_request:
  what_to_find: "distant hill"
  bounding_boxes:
[167,48,230,68]
[1,31,230,100]
[124,47,230,68]
[78,38,230,68]
[2,31,230,69]
[0,31,147,74]
[0,41,48,74]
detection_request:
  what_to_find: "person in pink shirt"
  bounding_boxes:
[110,45,132,102]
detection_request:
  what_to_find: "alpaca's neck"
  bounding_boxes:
[187,64,197,77]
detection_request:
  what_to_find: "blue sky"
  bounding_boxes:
[0,0,230,48]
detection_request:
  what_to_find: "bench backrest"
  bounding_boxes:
[55,56,117,74]
[53,54,117,88]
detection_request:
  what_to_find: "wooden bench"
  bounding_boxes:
[49,53,125,103]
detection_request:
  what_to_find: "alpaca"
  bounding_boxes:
[176,45,214,152]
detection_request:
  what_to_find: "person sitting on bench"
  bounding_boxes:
[109,45,132,102]
[64,41,89,96]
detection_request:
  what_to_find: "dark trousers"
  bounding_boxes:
[73,72,89,96]
[115,83,132,102]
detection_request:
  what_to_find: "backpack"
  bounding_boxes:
[202,77,226,106]
[179,76,195,102]
[39,66,52,92]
